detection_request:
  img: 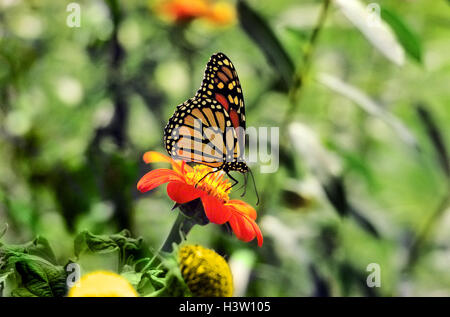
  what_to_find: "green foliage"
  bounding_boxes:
[416,105,450,180]
[317,73,419,149]
[10,255,67,297]
[0,237,67,297]
[74,229,143,260]
[334,0,404,65]
[381,7,423,64]
[0,0,449,297]
[237,0,295,90]
[0,229,191,297]
[71,230,191,297]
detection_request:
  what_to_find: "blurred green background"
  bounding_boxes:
[1,0,450,296]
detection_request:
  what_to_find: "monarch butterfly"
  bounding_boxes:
[163,52,258,202]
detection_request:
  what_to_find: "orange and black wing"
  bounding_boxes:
[163,52,246,168]
[196,52,246,131]
[163,97,239,168]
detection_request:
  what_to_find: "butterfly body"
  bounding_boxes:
[164,52,248,179]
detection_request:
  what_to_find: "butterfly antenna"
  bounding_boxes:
[248,167,259,205]
[240,172,248,198]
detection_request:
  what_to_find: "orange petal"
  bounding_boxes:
[205,1,236,25]
[201,195,231,225]
[142,151,193,175]
[226,200,257,220]
[143,151,171,164]
[180,160,194,173]
[142,151,183,175]
[167,181,203,204]
[228,206,263,247]
[137,169,184,193]
[251,220,263,247]
[159,0,209,21]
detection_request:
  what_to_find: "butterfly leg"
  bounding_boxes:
[195,169,217,187]
[231,173,247,196]
[225,172,239,191]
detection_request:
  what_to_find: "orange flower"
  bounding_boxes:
[154,0,235,26]
[156,0,209,22]
[137,151,263,247]
[204,1,235,25]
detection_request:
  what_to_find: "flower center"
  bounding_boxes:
[185,165,231,203]
[178,244,233,297]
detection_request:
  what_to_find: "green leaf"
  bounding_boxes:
[137,275,156,295]
[416,104,450,179]
[0,236,57,265]
[289,122,380,238]
[237,0,295,89]
[0,270,16,297]
[27,236,57,265]
[381,7,422,63]
[73,230,144,270]
[136,254,191,297]
[109,229,143,254]
[284,27,310,43]
[326,141,377,190]
[121,270,143,290]
[11,287,38,297]
[74,230,143,257]
[288,121,342,182]
[8,255,67,297]
[334,0,404,65]
[317,72,419,149]
[74,230,118,258]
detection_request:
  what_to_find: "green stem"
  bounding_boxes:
[406,188,450,270]
[283,0,330,124]
[141,204,201,272]
[160,212,196,253]
[118,247,126,273]
[260,0,330,210]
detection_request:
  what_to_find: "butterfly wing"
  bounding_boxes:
[164,52,246,168]
[164,97,236,168]
[196,52,246,131]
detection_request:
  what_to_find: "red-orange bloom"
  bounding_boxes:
[156,0,209,22]
[154,0,235,26]
[137,151,263,247]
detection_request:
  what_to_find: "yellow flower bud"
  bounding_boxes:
[178,245,233,297]
[68,271,138,297]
